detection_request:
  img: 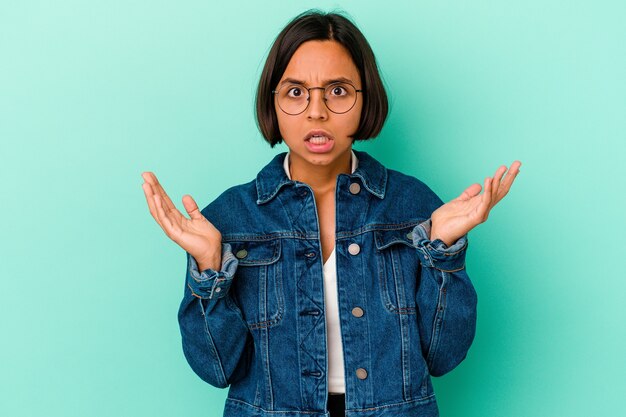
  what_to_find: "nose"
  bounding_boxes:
[306,87,328,119]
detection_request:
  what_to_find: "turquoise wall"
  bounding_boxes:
[1,1,624,416]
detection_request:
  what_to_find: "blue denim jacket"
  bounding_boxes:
[178,150,477,417]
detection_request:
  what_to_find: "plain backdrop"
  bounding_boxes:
[1,1,624,416]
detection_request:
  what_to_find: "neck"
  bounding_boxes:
[289,149,352,194]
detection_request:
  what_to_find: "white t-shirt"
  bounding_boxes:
[283,151,358,394]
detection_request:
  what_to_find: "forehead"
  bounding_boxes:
[280,40,360,85]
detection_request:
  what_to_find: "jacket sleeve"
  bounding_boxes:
[410,219,478,377]
[177,242,252,388]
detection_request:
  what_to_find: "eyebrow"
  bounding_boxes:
[279,76,356,87]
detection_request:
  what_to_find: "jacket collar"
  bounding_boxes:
[256,149,387,204]
[284,149,359,179]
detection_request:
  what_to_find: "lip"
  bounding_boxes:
[303,129,334,153]
[304,129,334,141]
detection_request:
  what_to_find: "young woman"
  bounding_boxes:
[142,10,520,417]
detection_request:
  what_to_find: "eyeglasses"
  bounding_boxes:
[272,82,363,115]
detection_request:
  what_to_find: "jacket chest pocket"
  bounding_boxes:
[374,226,421,314]
[227,238,283,329]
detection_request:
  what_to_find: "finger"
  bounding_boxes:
[141,180,155,212]
[182,194,204,220]
[158,192,185,230]
[148,173,188,227]
[153,193,177,238]
[477,177,492,221]
[495,161,522,203]
[142,172,161,211]
[501,161,522,187]
[152,173,178,212]
[490,165,507,202]
[144,172,178,213]
[142,181,165,229]
[456,183,482,201]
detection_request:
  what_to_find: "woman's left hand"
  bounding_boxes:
[430,161,522,246]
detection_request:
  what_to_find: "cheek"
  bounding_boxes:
[274,104,287,133]
[346,102,363,129]
[275,108,297,140]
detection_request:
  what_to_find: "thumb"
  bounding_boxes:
[182,194,203,220]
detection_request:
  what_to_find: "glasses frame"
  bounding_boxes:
[272,82,363,115]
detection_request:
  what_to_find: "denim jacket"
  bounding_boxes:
[178,150,477,417]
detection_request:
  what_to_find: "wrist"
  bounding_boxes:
[429,228,454,248]
[195,244,222,271]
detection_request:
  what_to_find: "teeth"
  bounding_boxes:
[309,136,329,144]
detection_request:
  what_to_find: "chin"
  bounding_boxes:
[307,155,335,165]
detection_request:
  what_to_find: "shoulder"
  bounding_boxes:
[195,152,289,236]
[199,179,258,232]
[383,167,445,217]
[202,180,257,211]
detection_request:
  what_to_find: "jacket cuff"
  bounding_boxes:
[410,219,468,272]
[186,243,239,299]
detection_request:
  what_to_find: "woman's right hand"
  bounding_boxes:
[141,172,222,270]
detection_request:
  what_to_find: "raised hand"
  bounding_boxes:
[141,172,222,270]
[430,161,522,247]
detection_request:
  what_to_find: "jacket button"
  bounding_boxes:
[235,249,248,259]
[351,307,364,317]
[356,368,368,380]
[349,183,361,194]
[406,231,413,240]
[348,243,360,255]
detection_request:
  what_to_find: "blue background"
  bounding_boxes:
[1,1,624,416]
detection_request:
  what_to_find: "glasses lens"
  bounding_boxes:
[325,83,357,114]
[275,82,358,115]
[277,84,308,115]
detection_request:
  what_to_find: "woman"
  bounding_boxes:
[141,9,520,417]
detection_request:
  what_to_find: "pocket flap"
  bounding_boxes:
[227,239,281,266]
[374,225,418,250]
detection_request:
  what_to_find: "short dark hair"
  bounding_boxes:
[255,9,389,147]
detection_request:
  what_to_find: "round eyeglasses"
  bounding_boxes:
[272,82,363,115]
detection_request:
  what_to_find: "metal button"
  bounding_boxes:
[348,243,360,255]
[349,183,361,194]
[351,307,364,318]
[356,368,368,380]
[214,287,221,293]
[406,232,413,240]
[235,249,248,259]
[305,251,316,258]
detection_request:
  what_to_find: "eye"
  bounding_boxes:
[329,84,348,96]
[287,86,304,98]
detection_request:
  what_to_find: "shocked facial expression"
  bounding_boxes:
[274,40,363,169]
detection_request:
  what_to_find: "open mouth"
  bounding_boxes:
[306,135,332,144]
[304,134,334,153]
